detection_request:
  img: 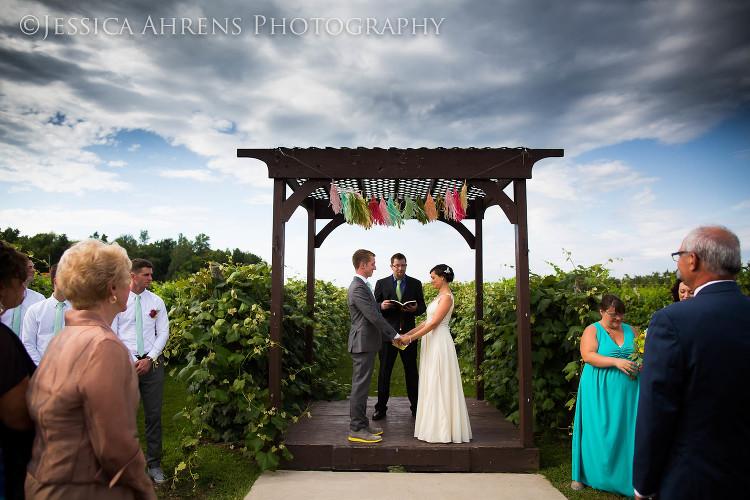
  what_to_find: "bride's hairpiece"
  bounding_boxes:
[445,266,452,274]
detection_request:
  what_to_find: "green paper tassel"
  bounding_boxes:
[387,197,404,227]
[401,196,416,220]
[343,192,357,224]
[414,196,428,224]
[435,195,445,220]
[352,193,373,228]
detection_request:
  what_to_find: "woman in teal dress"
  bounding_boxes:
[572,294,640,497]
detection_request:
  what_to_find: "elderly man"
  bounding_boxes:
[1,256,44,337]
[112,258,170,484]
[633,226,750,499]
[22,264,72,364]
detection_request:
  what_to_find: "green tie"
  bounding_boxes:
[53,301,65,335]
[396,279,403,301]
[12,307,21,336]
[366,281,374,297]
[135,295,145,356]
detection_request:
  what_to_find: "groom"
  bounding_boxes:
[347,249,405,443]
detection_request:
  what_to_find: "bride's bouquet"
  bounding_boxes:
[628,330,646,380]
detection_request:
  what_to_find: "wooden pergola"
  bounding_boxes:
[237,147,564,448]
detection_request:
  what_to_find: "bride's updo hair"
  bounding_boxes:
[430,264,454,283]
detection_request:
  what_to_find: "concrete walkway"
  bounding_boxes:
[245,471,567,500]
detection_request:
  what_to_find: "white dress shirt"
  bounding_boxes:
[22,295,72,365]
[1,288,45,336]
[111,289,169,362]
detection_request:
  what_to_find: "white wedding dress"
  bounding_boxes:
[414,294,472,443]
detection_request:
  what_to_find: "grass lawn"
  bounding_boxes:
[145,355,627,499]
[136,374,261,499]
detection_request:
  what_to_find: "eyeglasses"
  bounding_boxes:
[603,310,625,320]
[671,251,689,262]
[391,264,407,268]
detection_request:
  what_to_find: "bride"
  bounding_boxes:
[401,264,472,443]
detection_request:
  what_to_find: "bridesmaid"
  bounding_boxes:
[571,294,640,496]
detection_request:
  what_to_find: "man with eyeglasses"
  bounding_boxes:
[372,253,426,420]
[633,226,750,499]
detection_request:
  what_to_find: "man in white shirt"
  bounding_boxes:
[22,264,72,364]
[112,258,170,484]
[1,256,44,336]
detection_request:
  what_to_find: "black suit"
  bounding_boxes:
[633,281,750,499]
[373,274,427,415]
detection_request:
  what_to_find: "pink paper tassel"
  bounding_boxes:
[453,188,466,221]
[330,182,341,214]
[444,186,456,221]
[379,197,392,226]
[369,198,385,225]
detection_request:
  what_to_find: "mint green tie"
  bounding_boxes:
[396,279,403,301]
[11,307,21,336]
[135,295,145,356]
[366,282,374,297]
[53,301,65,335]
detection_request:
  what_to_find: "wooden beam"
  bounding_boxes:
[306,206,315,365]
[514,179,533,448]
[474,199,485,401]
[238,147,563,180]
[440,219,475,249]
[283,179,328,223]
[315,214,346,248]
[269,179,286,409]
[469,180,517,224]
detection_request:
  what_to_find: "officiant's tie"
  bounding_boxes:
[396,279,403,301]
[53,301,65,335]
[135,295,145,356]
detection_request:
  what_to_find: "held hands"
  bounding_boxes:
[393,334,410,347]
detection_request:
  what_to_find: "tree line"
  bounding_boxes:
[1,227,262,281]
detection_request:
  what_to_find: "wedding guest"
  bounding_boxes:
[24,239,156,499]
[373,253,426,420]
[669,277,693,302]
[634,226,750,499]
[571,294,639,496]
[1,257,44,337]
[112,259,170,484]
[21,265,72,365]
[0,241,36,500]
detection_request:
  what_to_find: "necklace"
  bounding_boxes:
[599,322,622,343]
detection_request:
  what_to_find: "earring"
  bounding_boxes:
[109,295,117,304]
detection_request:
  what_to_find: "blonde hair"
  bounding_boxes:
[57,239,131,309]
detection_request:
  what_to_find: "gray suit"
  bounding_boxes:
[347,276,399,431]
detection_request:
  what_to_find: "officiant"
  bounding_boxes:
[373,253,427,420]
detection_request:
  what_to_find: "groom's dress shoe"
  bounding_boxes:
[372,410,386,421]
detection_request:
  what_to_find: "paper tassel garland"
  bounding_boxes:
[401,196,416,220]
[387,197,403,227]
[379,197,392,226]
[460,182,468,212]
[369,197,385,225]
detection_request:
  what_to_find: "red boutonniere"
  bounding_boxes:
[149,309,159,318]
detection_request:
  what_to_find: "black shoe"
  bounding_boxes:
[372,410,386,420]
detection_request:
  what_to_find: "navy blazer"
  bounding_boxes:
[633,281,750,499]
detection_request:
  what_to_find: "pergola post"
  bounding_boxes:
[269,179,286,409]
[474,198,485,400]
[305,206,315,364]
[514,179,534,447]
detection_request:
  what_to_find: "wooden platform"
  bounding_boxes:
[280,397,539,472]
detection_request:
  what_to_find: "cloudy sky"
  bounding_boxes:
[1,0,749,286]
